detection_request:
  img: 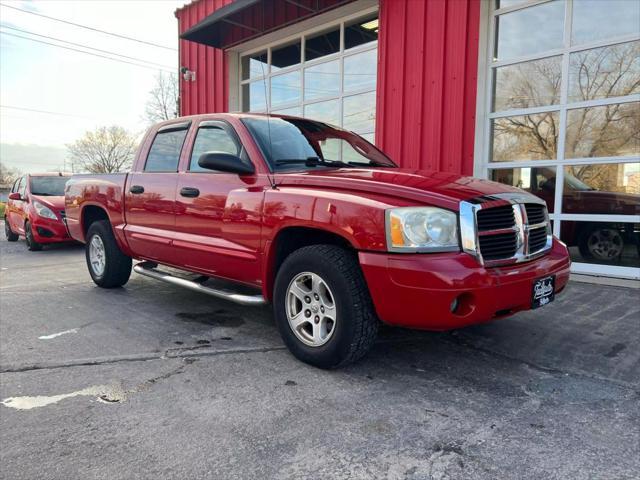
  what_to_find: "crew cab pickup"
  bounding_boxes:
[65,114,571,368]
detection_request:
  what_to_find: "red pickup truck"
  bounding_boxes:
[65,114,571,368]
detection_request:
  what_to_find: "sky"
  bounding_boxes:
[0,0,186,173]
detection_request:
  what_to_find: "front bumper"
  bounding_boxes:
[30,215,72,244]
[359,238,571,330]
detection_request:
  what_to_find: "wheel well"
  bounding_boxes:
[81,206,109,236]
[266,226,354,300]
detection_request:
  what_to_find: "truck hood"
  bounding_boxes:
[32,195,66,211]
[276,168,523,209]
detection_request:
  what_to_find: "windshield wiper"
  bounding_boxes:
[275,157,350,168]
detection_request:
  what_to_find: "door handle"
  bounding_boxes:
[130,185,144,194]
[180,187,200,198]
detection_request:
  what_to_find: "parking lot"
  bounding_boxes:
[1,232,639,480]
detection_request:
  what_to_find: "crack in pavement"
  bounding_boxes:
[441,331,639,391]
[0,345,287,374]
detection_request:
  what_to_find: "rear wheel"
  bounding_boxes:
[273,244,378,369]
[4,218,18,242]
[25,221,42,251]
[85,220,132,288]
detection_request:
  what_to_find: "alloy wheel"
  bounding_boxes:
[286,272,337,347]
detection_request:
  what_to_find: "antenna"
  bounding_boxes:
[259,53,277,190]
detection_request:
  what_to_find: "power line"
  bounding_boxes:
[0,104,94,119]
[0,24,176,70]
[0,2,177,51]
[0,31,175,73]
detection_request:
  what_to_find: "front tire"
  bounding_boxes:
[4,218,18,242]
[273,244,378,369]
[25,221,42,251]
[85,220,132,288]
[578,224,624,261]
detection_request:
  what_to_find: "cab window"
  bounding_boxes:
[144,128,189,172]
[189,125,241,172]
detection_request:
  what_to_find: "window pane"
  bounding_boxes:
[497,0,527,7]
[241,51,267,80]
[561,220,639,267]
[491,112,559,161]
[572,0,640,46]
[189,127,240,172]
[272,106,301,116]
[344,49,377,92]
[562,163,640,214]
[305,27,339,61]
[345,15,378,50]
[271,41,301,72]
[568,41,640,103]
[494,1,564,61]
[490,167,557,211]
[343,91,376,133]
[305,60,340,101]
[304,99,340,125]
[565,103,639,159]
[493,56,562,111]
[271,71,300,108]
[242,80,267,111]
[145,129,188,172]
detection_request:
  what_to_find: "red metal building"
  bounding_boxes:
[175,0,640,279]
[176,0,480,175]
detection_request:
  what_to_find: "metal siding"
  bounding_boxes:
[377,0,481,175]
[177,0,233,116]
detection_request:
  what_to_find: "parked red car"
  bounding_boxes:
[4,173,72,250]
[65,114,571,368]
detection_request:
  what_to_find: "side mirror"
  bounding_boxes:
[8,192,21,201]
[198,152,255,175]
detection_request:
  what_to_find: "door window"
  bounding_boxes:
[18,177,27,197]
[144,128,189,172]
[189,125,242,172]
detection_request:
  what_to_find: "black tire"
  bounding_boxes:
[273,244,378,369]
[85,220,132,288]
[4,218,19,242]
[578,223,624,261]
[24,221,43,251]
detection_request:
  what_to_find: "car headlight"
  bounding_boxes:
[386,207,459,252]
[33,201,57,220]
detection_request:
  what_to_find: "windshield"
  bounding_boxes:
[564,173,594,191]
[30,176,68,196]
[241,117,397,171]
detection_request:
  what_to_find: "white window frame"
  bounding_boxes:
[475,0,640,279]
[236,6,379,139]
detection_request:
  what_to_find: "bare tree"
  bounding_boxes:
[145,71,179,124]
[67,126,137,173]
[0,162,20,185]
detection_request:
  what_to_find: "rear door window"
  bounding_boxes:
[189,124,242,172]
[144,127,189,172]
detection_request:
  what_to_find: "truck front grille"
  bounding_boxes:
[459,194,553,267]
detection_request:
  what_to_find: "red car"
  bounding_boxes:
[4,173,72,251]
[65,114,571,368]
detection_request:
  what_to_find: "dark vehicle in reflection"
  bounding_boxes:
[502,167,639,262]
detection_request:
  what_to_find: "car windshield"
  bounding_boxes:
[30,176,68,196]
[241,116,397,171]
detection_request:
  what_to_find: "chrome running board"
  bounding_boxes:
[133,262,266,306]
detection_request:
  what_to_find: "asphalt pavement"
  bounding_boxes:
[1,229,639,479]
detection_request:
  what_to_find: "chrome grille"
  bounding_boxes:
[459,193,552,267]
[477,205,515,231]
[528,227,548,253]
[525,204,545,225]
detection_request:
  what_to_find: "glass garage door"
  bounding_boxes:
[482,0,640,278]
[239,13,378,145]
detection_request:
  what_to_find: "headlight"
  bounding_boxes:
[386,207,459,252]
[33,201,57,220]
